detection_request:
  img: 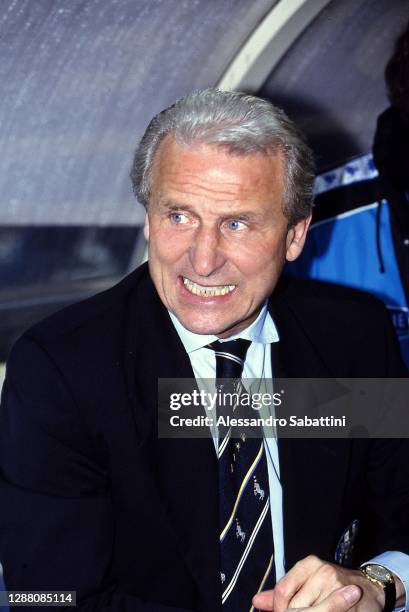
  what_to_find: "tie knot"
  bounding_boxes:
[207,339,251,381]
[209,339,251,362]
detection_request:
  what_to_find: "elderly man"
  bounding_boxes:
[0,89,408,612]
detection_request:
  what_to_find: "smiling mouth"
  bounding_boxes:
[182,277,236,297]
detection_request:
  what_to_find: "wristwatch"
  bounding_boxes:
[360,563,396,612]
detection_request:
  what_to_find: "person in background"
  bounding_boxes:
[289,20,409,369]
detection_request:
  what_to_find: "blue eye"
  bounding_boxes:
[227,219,244,231]
[170,212,188,224]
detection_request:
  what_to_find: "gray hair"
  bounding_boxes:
[131,88,315,226]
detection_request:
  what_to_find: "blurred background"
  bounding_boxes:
[1,0,408,387]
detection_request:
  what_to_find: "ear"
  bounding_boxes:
[285,213,312,262]
[143,212,150,241]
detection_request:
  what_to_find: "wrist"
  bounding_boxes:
[360,564,396,612]
[393,574,405,607]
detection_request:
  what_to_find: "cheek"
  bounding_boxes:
[149,228,190,265]
[231,238,286,276]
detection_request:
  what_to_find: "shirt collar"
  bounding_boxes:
[169,302,279,355]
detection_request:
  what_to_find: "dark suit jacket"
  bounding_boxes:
[0,263,408,611]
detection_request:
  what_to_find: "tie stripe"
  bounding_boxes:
[217,428,232,459]
[249,555,274,612]
[222,497,270,605]
[213,351,245,367]
[219,441,264,542]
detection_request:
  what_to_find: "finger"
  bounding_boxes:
[287,579,322,609]
[274,556,324,612]
[287,585,362,612]
[288,563,345,609]
[252,589,274,611]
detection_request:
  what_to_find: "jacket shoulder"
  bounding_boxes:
[277,275,388,315]
[19,264,148,348]
[271,276,406,377]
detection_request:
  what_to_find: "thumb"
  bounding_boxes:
[252,589,274,611]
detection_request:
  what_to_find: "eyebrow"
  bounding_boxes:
[163,201,195,213]
[158,199,262,221]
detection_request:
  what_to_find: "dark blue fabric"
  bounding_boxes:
[210,340,275,610]
[0,569,9,612]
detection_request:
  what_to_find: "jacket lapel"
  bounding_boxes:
[269,281,352,570]
[124,268,220,610]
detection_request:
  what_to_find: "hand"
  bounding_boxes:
[253,585,362,612]
[252,555,386,611]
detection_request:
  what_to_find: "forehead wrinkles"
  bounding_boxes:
[154,162,277,205]
[161,171,254,201]
[150,137,285,207]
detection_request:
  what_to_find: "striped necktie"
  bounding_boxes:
[208,339,275,610]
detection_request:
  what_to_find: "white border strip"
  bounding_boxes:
[314,153,378,196]
[311,202,379,230]
[217,0,332,92]
[0,364,5,394]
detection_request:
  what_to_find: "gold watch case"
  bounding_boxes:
[360,563,394,588]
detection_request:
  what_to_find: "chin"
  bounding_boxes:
[179,317,230,337]
[186,323,223,336]
[192,321,242,338]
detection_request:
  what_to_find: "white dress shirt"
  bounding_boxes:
[169,305,408,609]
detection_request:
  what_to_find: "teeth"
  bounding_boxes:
[183,277,235,297]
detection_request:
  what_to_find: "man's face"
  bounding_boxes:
[144,137,310,338]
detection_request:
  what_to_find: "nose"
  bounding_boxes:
[189,224,226,277]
